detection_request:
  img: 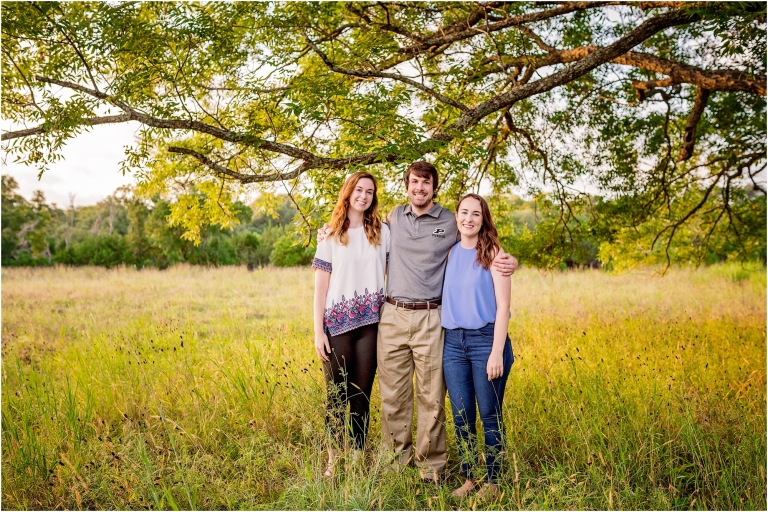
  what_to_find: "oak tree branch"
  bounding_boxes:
[478,47,765,96]
[2,114,132,140]
[678,87,711,162]
[304,34,471,113]
[435,9,703,139]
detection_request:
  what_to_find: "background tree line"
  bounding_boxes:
[1,175,313,269]
[3,174,763,270]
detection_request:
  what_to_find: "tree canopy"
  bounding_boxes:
[2,1,765,267]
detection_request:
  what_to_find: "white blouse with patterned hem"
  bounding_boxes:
[312,224,390,336]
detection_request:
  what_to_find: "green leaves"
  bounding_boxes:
[1,2,764,266]
[693,2,766,73]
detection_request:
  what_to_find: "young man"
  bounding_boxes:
[376,161,517,482]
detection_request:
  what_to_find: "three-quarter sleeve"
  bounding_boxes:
[312,238,332,273]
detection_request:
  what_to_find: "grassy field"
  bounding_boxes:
[1,264,765,510]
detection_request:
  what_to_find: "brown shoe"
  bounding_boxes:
[420,472,441,484]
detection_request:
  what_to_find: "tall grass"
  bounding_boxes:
[2,263,765,509]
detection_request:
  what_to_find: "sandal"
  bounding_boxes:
[475,483,500,502]
[323,449,338,478]
[451,479,476,498]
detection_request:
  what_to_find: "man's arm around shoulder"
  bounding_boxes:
[492,247,518,277]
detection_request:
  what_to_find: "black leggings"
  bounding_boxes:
[322,323,378,450]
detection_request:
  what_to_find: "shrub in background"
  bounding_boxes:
[270,233,313,267]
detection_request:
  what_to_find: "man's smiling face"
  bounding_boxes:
[406,174,434,209]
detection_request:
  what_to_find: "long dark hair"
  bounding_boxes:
[328,172,382,246]
[457,193,499,270]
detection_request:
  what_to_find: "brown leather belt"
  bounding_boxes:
[386,297,441,310]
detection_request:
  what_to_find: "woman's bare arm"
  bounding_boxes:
[487,259,511,380]
[313,269,331,361]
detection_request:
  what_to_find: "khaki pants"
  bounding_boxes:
[377,302,446,478]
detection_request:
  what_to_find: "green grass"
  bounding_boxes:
[2,263,765,509]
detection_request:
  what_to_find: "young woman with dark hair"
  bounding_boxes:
[441,193,514,500]
[312,171,390,477]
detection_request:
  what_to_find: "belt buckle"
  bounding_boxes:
[412,300,427,310]
[389,297,434,310]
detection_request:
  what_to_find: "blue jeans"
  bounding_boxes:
[443,323,513,483]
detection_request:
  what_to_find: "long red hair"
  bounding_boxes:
[457,193,499,270]
[328,172,382,246]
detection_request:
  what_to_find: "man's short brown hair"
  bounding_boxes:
[404,161,439,192]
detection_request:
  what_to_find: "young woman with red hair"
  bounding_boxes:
[312,171,389,477]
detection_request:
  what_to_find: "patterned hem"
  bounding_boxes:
[324,288,385,336]
[327,316,379,336]
[312,258,332,273]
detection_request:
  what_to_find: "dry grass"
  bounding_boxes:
[1,263,765,509]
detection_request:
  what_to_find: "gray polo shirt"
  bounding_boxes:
[385,202,459,301]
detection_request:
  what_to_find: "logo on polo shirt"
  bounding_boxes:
[432,228,446,238]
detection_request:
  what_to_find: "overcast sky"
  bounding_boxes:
[2,122,139,208]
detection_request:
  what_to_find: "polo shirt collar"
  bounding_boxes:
[404,202,442,218]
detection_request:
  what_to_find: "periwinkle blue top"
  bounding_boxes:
[441,242,497,329]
